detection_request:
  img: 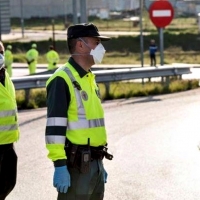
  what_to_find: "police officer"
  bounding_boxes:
[46,45,59,71]
[26,43,39,74]
[5,45,13,77]
[45,23,112,200]
[0,41,20,200]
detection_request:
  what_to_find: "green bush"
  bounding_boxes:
[16,88,46,109]
[16,90,26,109]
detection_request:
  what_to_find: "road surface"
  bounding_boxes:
[6,88,200,200]
[2,29,149,42]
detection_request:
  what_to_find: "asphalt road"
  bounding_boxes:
[2,29,147,42]
[6,88,200,200]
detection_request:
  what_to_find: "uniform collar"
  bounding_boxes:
[68,57,89,78]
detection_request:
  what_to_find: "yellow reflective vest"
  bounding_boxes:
[26,48,38,63]
[26,48,39,74]
[45,62,107,161]
[5,49,13,77]
[46,50,59,70]
[0,71,20,144]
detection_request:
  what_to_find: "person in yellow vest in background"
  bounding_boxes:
[0,41,20,199]
[5,45,13,77]
[46,45,59,71]
[26,43,39,75]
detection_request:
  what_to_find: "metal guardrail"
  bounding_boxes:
[11,66,192,90]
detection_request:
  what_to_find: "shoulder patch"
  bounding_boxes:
[81,90,88,101]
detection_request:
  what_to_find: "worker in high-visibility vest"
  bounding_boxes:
[5,45,13,77]
[26,43,39,75]
[46,45,59,70]
[45,23,113,200]
[0,41,20,199]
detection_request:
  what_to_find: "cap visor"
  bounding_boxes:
[95,36,111,41]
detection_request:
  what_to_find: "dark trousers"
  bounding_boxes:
[150,54,156,66]
[57,159,104,200]
[0,144,17,200]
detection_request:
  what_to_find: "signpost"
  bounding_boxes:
[149,0,174,65]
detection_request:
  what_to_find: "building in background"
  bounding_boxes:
[9,0,200,20]
[10,0,71,18]
[10,0,139,19]
[0,0,11,35]
[176,0,197,16]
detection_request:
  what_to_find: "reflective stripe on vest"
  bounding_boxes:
[0,109,18,131]
[0,109,17,117]
[68,118,105,130]
[0,124,18,131]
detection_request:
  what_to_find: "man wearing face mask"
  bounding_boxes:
[0,41,20,200]
[45,23,113,200]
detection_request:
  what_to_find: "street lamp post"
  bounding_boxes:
[139,0,144,67]
[63,0,67,28]
[73,0,78,24]
[50,0,56,49]
[20,0,24,38]
[52,18,56,49]
[80,0,87,23]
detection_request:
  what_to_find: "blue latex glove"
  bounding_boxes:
[103,168,108,183]
[53,166,71,193]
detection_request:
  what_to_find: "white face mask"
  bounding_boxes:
[90,43,106,64]
[75,38,106,64]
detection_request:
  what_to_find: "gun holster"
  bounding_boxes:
[65,142,78,167]
[65,141,91,173]
[103,146,113,160]
[65,141,113,173]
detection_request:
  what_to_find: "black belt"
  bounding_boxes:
[75,146,104,160]
[65,142,104,161]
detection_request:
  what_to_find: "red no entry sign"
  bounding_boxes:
[149,0,174,28]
